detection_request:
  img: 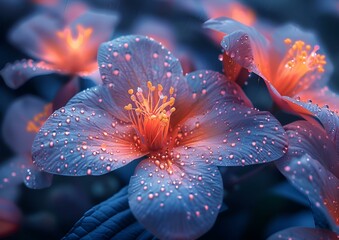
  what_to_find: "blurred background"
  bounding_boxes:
[0,0,338,239]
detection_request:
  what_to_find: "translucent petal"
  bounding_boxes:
[9,13,63,60]
[297,87,339,113]
[202,1,256,26]
[0,156,26,190]
[0,59,55,89]
[177,70,288,166]
[128,155,223,240]
[261,83,317,125]
[24,162,53,189]
[267,227,338,240]
[0,155,53,190]
[32,86,146,176]
[70,9,118,49]
[284,97,339,153]
[204,18,270,80]
[204,17,255,35]
[276,121,339,229]
[98,35,188,109]
[2,95,52,154]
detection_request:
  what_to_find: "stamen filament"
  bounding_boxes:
[124,81,176,150]
[274,39,326,96]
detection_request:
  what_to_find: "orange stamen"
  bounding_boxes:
[124,81,176,151]
[274,38,326,96]
[57,25,93,50]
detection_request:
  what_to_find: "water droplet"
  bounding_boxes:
[166,71,172,78]
[125,53,131,61]
[113,69,119,76]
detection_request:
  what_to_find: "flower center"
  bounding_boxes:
[275,38,326,96]
[124,81,176,151]
[57,25,93,50]
[150,150,175,174]
[26,103,52,133]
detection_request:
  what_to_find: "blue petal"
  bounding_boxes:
[271,182,309,206]
[0,155,53,190]
[179,70,288,166]
[98,35,188,109]
[276,121,339,231]
[32,86,147,176]
[2,95,51,154]
[24,164,53,189]
[0,156,26,191]
[285,98,339,154]
[128,155,223,240]
[0,59,55,89]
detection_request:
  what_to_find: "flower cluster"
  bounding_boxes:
[0,0,338,239]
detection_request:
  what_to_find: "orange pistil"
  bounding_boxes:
[57,25,93,50]
[274,38,326,96]
[124,81,176,151]
[26,103,52,133]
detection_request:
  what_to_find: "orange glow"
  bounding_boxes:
[323,197,339,226]
[273,39,326,96]
[124,81,176,151]
[41,25,97,75]
[26,103,52,133]
[206,1,256,26]
[226,2,256,26]
[57,25,93,50]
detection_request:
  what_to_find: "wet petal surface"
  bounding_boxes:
[177,70,287,166]
[128,154,223,240]
[0,60,55,89]
[204,18,270,80]
[98,35,188,109]
[276,121,339,230]
[32,86,146,176]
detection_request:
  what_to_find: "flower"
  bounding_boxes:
[0,2,118,89]
[32,35,287,239]
[1,96,53,189]
[204,19,339,116]
[275,100,339,234]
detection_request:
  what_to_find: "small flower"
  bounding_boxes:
[0,2,118,89]
[1,96,53,189]
[32,35,287,239]
[204,19,339,115]
[275,100,339,233]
